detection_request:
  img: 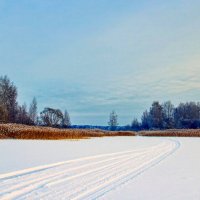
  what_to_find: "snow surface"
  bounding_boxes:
[0,137,160,174]
[0,137,199,200]
[103,137,200,200]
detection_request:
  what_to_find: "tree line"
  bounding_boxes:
[108,101,200,131]
[1,75,200,130]
[0,76,71,127]
[130,101,200,130]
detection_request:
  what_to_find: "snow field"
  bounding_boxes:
[0,139,179,200]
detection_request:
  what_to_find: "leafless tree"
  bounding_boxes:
[29,97,38,125]
[149,101,163,129]
[0,104,8,122]
[162,101,174,129]
[0,75,18,122]
[62,110,71,127]
[141,110,150,129]
[40,107,63,127]
[16,103,30,124]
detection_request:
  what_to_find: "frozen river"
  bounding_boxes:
[0,137,200,199]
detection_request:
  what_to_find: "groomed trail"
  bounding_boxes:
[0,139,180,200]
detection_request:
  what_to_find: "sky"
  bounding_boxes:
[0,0,200,125]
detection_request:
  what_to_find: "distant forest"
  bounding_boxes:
[1,75,200,131]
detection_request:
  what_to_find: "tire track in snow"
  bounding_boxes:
[73,140,180,200]
[0,149,144,180]
[0,150,148,198]
[39,140,177,200]
[0,143,165,192]
[0,149,152,199]
[46,151,158,200]
[0,139,179,200]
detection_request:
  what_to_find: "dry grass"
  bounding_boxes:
[139,129,200,137]
[0,132,9,139]
[0,124,136,140]
[109,131,137,136]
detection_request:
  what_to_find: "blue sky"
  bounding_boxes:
[1,0,200,125]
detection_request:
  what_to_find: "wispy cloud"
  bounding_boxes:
[1,0,200,124]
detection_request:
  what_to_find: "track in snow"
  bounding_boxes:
[0,139,179,200]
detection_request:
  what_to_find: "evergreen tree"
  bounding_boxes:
[131,118,140,130]
[108,111,118,131]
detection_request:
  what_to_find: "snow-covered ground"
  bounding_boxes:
[0,137,199,200]
[104,137,200,200]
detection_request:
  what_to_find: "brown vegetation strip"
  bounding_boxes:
[139,129,200,137]
[0,124,135,140]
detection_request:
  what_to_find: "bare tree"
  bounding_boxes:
[40,107,63,127]
[29,97,37,125]
[108,111,118,131]
[149,101,163,129]
[162,101,174,129]
[0,75,18,122]
[16,103,30,124]
[62,110,71,127]
[141,110,150,129]
[0,104,8,122]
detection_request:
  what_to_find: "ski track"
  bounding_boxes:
[0,138,180,200]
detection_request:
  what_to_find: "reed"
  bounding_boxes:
[139,129,200,137]
[0,124,136,140]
